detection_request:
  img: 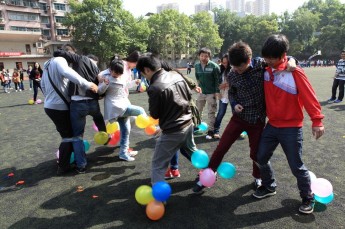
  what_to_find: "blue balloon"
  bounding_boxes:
[191,150,209,169]
[152,181,172,202]
[242,131,247,135]
[198,122,208,132]
[83,140,90,152]
[314,193,334,204]
[70,152,75,164]
[217,162,236,179]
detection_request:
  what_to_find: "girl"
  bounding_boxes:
[30,63,44,103]
[98,54,144,161]
[12,69,21,92]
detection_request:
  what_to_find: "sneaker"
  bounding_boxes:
[192,181,205,194]
[119,153,135,161]
[165,169,173,179]
[334,99,342,103]
[213,133,220,139]
[252,186,276,199]
[128,150,138,157]
[299,198,315,214]
[75,167,86,174]
[327,98,336,103]
[206,131,214,140]
[254,178,262,189]
[170,169,181,178]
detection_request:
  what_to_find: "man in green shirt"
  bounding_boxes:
[194,47,221,139]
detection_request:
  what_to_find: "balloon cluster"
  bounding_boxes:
[139,82,147,92]
[56,140,90,163]
[106,122,121,146]
[135,114,159,136]
[135,181,172,220]
[309,171,334,205]
[191,150,236,187]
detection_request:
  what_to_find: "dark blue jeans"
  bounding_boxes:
[70,99,106,168]
[33,82,43,101]
[256,123,313,200]
[169,148,191,170]
[214,101,228,134]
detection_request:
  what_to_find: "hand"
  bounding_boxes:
[135,79,140,85]
[234,104,244,113]
[89,83,98,93]
[286,58,297,72]
[219,82,229,90]
[104,78,109,85]
[312,126,325,140]
[194,86,202,93]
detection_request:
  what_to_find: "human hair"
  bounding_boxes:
[87,54,99,62]
[136,55,161,73]
[62,44,77,53]
[342,50,345,53]
[160,59,184,77]
[261,34,289,59]
[125,50,140,63]
[228,41,252,67]
[220,53,231,75]
[198,47,211,57]
[109,59,124,74]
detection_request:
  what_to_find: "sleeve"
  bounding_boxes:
[228,84,238,109]
[213,64,221,93]
[98,81,109,95]
[29,70,35,80]
[180,72,196,90]
[294,69,324,127]
[148,88,161,119]
[53,50,81,64]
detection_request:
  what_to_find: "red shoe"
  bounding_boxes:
[165,169,173,179]
[170,169,181,178]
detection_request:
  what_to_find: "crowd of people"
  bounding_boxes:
[2,33,333,215]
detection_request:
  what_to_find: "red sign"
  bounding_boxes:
[0,52,23,57]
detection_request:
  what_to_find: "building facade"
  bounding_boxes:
[0,0,71,71]
[226,0,270,16]
[157,3,179,14]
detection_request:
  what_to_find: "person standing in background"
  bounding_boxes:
[327,50,345,103]
[27,66,33,91]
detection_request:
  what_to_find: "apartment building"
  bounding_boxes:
[0,0,71,71]
[157,3,179,14]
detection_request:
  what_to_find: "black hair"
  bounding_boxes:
[228,41,252,67]
[160,59,184,77]
[198,47,211,57]
[220,54,231,75]
[62,44,77,53]
[109,59,124,74]
[87,54,99,62]
[261,34,289,59]
[136,55,161,73]
[125,50,140,63]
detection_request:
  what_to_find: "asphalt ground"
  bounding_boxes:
[0,67,344,229]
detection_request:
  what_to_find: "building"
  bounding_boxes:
[0,0,71,71]
[194,2,220,14]
[226,0,270,17]
[226,0,245,13]
[157,3,179,14]
[255,0,270,16]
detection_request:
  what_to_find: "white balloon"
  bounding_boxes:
[308,171,317,182]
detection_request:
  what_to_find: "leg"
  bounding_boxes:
[214,101,228,135]
[179,123,198,161]
[122,104,146,117]
[337,79,345,101]
[29,79,33,90]
[331,78,339,100]
[33,84,38,101]
[89,100,106,132]
[117,117,131,157]
[170,152,179,170]
[206,94,217,133]
[195,93,207,121]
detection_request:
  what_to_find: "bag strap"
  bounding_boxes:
[46,67,70,107]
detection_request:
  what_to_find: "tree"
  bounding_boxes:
[64,0,149,65]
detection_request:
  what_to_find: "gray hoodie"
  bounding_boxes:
[41,57,92,111]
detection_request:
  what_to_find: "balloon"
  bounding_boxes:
[198,122,208,132]
[145,125,157,136]
[28,99,34,105]
[83,140,90,152]
[108,130,121,146]
[36,99,42,104]
[152,181,172,202]
[106,122,119,134]
[148,116,159,125]
[139,83,147,92]
[135,114,150,129]
[146,200,165,221]
[94,131,109,145]
[199,168,216,187]
[191,150,209,169]
[92,122,98,132]
[311,178,333,197]
[314,193,334,205]
[135,185,154,205]
[70,152,75,164]
[240,131,247,138]
[217,162,236,179]
[308,171,317,182]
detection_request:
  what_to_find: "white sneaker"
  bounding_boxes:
[15,90,18,92]
[205,135,213,140]
[128,150,138,157]
[119,154,135,161]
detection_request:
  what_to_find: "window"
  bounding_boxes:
[54,3,66,11]
[57,29,68,35]
[55,16,65,23]
[8,12,39,21]
[11,26,40,32]
[39,2,47,11]
[42,29,50,36]
[25,44,31,54]
[41,16,49,24]
[0,26,4,31]
[9,0,22,6]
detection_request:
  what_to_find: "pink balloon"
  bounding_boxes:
[311,178,333,197]
[92,122,98,132]
[36,99,42,104]
[199,168,216,187]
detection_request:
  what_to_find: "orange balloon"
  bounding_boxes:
[149,116,159,125]
[144,125,157,136]
[146,200,165,221]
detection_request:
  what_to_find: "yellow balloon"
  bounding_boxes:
[135,185,154,205]
[28,99,34,105]
[106,122,119,134]
[135,114,150,129]
[94,131,109,145]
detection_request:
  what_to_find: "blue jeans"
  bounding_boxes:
[70,99,105,168]
[118,105,145,156]
[33,82,43,101]
[214,101,228,134]
[256,123,313,200]
[169,148,192,170]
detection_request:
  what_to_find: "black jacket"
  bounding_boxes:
[148,69,192,133]
[53,50,100,99]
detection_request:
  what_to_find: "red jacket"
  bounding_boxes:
[264,61,324,128]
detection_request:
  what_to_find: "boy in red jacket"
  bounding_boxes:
[252,34,325,214]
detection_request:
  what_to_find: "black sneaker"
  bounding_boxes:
[299,198,315,214]
[75,167,86,174]
[252,186,276,199]
[254,178,262,189]
[192,182,205,194]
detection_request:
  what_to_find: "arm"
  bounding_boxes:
[148,89,161,119]
[213,65,221,94]
[53,50,81,64]
[98,81,109,95]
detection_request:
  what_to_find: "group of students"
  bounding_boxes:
[42,34,325,215]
